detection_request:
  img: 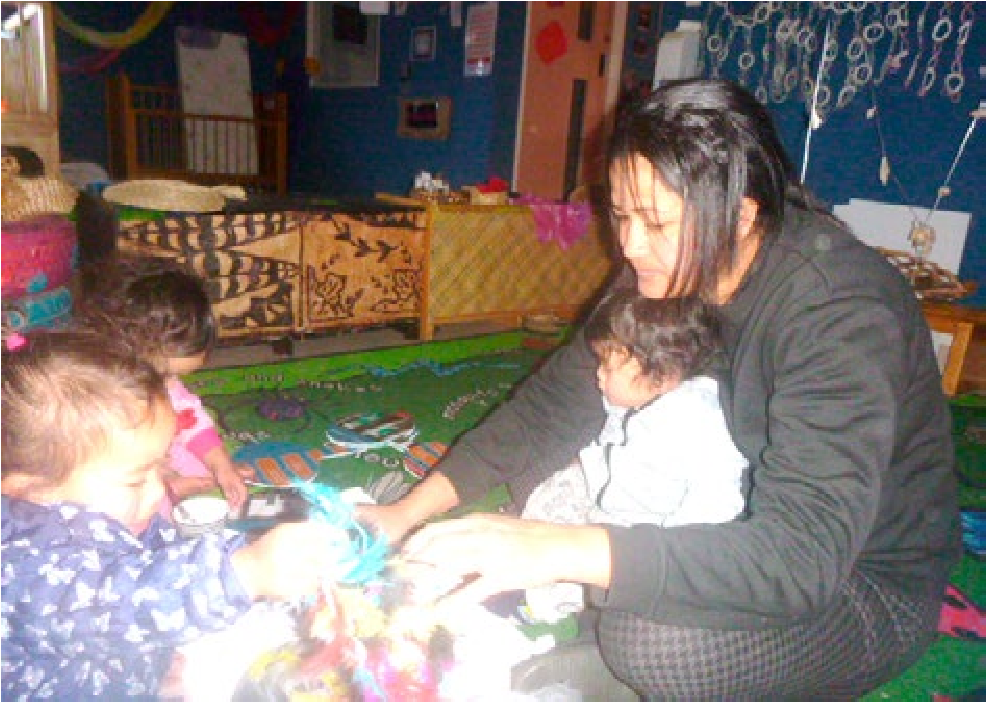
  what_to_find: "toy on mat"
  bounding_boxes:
[938,583,985,643]
[234,441,323,487]
[403,441,448,479]
[325,411,419,456]
[294,481,389,587]
[233,483,450,699]
[324,411,448,481]
[238,581,451,701]
[235,482,450,701]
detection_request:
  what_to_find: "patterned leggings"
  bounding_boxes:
[596,570,942,700]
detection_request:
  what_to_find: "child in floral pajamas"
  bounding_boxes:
[1,329,344,698]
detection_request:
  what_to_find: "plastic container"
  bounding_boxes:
[1,215,77,298]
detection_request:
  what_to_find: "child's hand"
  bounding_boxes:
[213,461,248,511]
[166,474,219,502]
[232,521,346,602]
[157,652,186,701]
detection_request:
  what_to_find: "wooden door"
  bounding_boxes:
[513,2,623,200]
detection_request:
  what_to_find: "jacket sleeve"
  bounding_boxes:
[8,522,253,656]
[437,325,608,508]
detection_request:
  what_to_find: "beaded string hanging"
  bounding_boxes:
[868,93,982,260]
[701,2,980,268]
[699,1,977,124]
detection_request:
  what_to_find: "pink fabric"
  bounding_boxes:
[515,196,591,250]
[161,379,222,517]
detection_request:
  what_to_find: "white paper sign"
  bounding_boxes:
[464,2,497,77]
[832,198,970,274]
[176,29,258,176]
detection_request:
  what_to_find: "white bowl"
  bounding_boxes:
[173,495,229,537]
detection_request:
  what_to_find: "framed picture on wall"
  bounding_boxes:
[411,26,436,61]
[306,2,380,88]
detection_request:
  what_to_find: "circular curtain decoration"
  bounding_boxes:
[55,3,173,49]
[238,2,303,48]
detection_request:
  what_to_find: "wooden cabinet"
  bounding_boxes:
[116,201,429,343]
[300,210,429,332]
[115,193,616,345]
[1,1,60,175]
[380,195,616,340]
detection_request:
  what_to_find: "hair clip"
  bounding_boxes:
[4,332,27,352]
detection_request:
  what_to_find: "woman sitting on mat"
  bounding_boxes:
[359,78,960,699]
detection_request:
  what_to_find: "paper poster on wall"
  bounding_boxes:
[652,25,701,88]
[176,29,258,176]
[464,2,497,77]
[833,198,972,374]
[832,198,970,274]
[306,3,380,89]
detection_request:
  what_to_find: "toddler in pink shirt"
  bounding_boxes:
[76,255,249,516]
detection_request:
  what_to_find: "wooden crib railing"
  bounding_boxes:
[105,73,287,194]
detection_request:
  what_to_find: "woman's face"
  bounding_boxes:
[51,396,176,534]
[610,156,686,299]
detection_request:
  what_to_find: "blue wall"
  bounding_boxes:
[56,2,983,299]
[288,2,525,196]
[56,1,523,198]
[624,2,985,303]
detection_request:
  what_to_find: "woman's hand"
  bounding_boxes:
[355,471,462,544]
[400,514,613,610]
[355,502,420,544]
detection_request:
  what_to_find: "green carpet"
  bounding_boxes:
[190,331,552,496]
[863,395,985,702]
[189,333,985,699]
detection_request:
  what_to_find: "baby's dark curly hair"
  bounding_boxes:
[585,289,720,384]
[75,254,217,365]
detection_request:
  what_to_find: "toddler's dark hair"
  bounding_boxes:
[2,329,168,486]
[585,289,720,383]
[76,254,216,361]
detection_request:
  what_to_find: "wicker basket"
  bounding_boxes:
[1,156,79,222]
[465,187,510,206]
[102,180,247,213]
[878,248,970,301]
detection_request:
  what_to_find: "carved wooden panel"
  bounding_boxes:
[301,210,428,332]
[117,211,304,340]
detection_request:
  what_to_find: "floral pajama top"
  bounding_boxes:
[1,496,252,699]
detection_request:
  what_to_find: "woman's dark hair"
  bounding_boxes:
[606,78,820,300]
[76,254,217,362]
[585,289,720,383]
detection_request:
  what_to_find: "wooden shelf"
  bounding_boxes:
[921,298,986,396]
[1,2,60,175]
